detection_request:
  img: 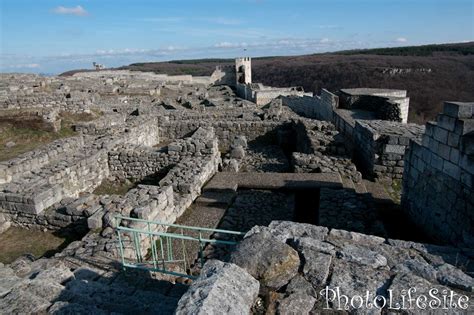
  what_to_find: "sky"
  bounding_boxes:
[0,0,473,74]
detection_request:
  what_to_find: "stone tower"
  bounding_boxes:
[235,57,252,85]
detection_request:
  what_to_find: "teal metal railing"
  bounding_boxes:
[115,215,245,279]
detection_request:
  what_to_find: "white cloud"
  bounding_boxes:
[396,37,408,43]
[5,63,40,69]
[214,42,244,48]
[320,38,330,43]
[52,5,88,16]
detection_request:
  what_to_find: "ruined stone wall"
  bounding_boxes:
[317,89,339,121]
[0,136,86,184]
[108,146,176,181]
[1,90,96,113]
[0,117,159,215]
[354,120,425,179]
[280,96,320,118]
[108,127,218,181]
[402,102,474,247]
[254,90,311,106]
[161,120,283,151]
[74,113,127,135]
[235,83,253,102]
[111,128,221,256]
[338,93,409,123]
[0,148,110,215]
[333,109,358,141]
[291,119,361,182]
[211,66,235,86]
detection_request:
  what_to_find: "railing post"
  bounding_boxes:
[181,228,187,272]
[148,221,158,269]
[116,218,126,270]
[199,231,204,268]
[160,236,166,270]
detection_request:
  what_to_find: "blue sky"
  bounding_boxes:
[1,0,473,74]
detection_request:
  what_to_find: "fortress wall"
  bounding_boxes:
[353,120,425,180]
[161,120,284,151]
[392,97,410,123]
[211,66,236,86]
[402,102,474,247]
[280,89,337,121]
[318,89,338,122]
[254,90,311,106]
[280,96,320,118]
[235,84,253,101]
[333,109,357,140]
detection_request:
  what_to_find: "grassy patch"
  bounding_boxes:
[384,179,402,204]
[93,179,135,196]
[0,226,71,264]
[0,111,100,161]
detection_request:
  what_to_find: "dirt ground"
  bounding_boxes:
[0,226,69,264]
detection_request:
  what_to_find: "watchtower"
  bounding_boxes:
[235,57,252,85]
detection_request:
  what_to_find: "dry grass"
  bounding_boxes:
[0,111,100,161]
[93,179,135,196]
[0,226,68,264]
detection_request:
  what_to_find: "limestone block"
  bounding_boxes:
[384,144,405,155]
[231,229,300,290]
[87,210,104,230]
[443,101,474,119]
[175,260,259,315]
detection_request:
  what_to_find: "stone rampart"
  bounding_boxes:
[402,102,474,247]
[354,120,425,179]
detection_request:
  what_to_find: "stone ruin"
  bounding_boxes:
[0,59,472,314]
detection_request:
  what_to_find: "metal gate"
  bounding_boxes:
[115,215,245,279]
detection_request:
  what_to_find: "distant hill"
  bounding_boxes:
[62,42,474,123]
[335,42,474,56]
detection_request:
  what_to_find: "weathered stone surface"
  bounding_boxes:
[294,236,336,255]
[0,284,52,314]
[436,263,474,292]
[327,261,390,310]
[285,275,317,297]
[328,229,385,246]
[301,251,332,288]
[392,258,438,282]
[175,260,259,315]
[277,292,316,315]
[337,244,387,269]
[248,220,329,243]
[231,229,300,289]
[387,273,454,311]
[0,266,20,298]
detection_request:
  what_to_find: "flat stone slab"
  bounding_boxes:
[195,191,235,207]
[204,172,343,191]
